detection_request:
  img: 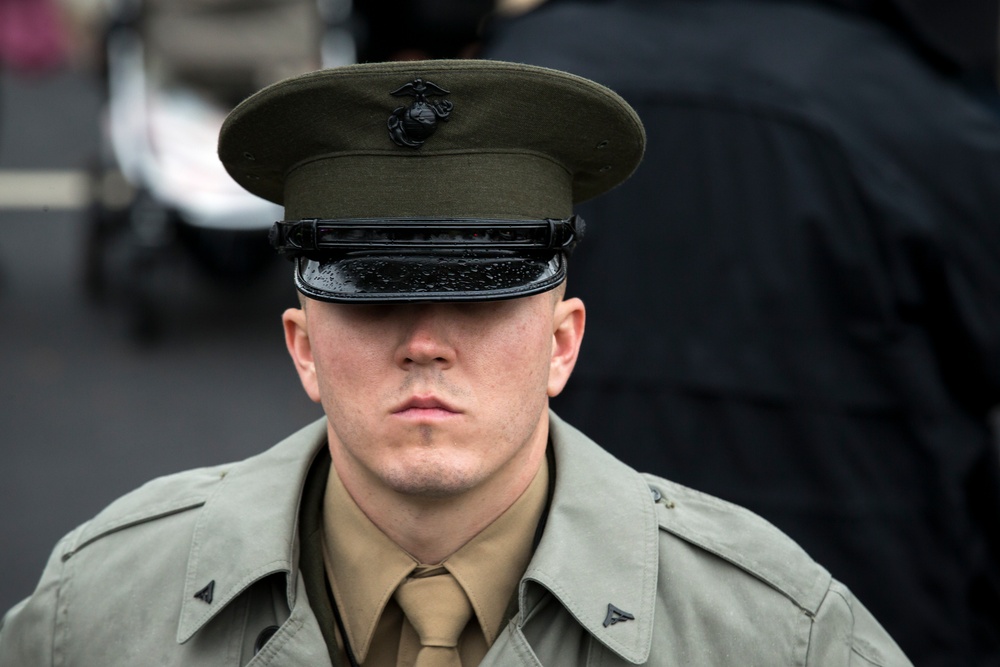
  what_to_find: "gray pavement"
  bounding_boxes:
[0,67,322,613]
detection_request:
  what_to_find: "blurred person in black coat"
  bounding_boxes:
[482,0,1000,664]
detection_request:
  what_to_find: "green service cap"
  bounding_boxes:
[219,59,645,302]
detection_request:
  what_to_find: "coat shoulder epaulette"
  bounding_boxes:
[642,473,832,614]
[62,463,231,559]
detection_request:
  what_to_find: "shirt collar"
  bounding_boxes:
[321,458,418,662]
[445,454,549,645]
[519,411,660,665]
[177,418,329,644]
[322,452,550,661]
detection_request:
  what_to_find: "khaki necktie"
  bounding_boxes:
[394,568,473,667]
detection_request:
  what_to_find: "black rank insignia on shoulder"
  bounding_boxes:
[387,78,454,148]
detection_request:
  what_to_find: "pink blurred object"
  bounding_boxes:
[0,0,68,72]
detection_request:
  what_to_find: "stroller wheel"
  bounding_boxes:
[82,163,133,302]
[83,204,115,301]
[126,286,159,343]
[123,235,165,344]
[122,192,174,343]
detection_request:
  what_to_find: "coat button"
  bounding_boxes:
[254,625,280,655]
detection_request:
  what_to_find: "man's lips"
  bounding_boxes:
[391,396,462,416]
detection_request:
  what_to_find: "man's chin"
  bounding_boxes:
[377,451,484,499]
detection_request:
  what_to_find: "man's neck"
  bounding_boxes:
[330,443,548,564]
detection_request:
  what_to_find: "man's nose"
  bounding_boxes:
[394,306,456,369]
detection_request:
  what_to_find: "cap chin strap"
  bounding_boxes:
[269,216,585,260]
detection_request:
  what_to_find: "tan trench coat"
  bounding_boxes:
[0,413,911,666]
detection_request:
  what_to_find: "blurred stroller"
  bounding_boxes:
[83,0,354,340]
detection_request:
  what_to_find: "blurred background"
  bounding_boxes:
[0,0,492,615]
[0,0,330,616]
[2,1,999,665]
[0,58,324,612]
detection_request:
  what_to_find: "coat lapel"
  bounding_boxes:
[518,411,659,664]
[176,418,329,644]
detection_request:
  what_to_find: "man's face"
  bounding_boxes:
[283,291,584,500]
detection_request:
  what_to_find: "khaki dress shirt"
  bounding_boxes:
[321,455,549,666]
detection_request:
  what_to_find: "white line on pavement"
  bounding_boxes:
[0,170,89,210]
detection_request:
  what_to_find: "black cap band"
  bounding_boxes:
[270,215,585,259]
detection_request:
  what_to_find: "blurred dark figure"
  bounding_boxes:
[352,0,494,61]
[483,0,1000,664]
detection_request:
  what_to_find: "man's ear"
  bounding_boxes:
[548,296,585,397]
[282,307,322,403]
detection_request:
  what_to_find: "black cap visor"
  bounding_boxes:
[273,216,582,303]
[295,251,566,303]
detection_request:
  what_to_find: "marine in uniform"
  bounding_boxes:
[0,60,911,666]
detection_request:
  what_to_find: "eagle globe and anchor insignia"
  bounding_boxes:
[387,78,454,148]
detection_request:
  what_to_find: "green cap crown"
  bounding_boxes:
[219,59,645,221]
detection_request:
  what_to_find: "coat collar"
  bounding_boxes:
[175,412,661,663]
[520,412,659,664]
[177,418,329,644]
